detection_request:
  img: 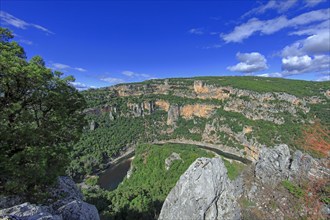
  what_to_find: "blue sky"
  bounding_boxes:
[1,0,329,89]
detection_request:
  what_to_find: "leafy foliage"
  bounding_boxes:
[0,28,86,200]
[282,180,304,198]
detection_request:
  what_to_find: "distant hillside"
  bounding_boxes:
[68,76,330,178]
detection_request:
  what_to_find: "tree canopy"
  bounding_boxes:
[0,27,86,200]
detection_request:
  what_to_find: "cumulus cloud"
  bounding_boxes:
[222,8,330,43]
[0,11,54,34]
[101,77,125,84]
[227,52,268,73]
[51,63,87,72]
[70,82,96,91]
[281,55,330,75]
[189,28,204,35]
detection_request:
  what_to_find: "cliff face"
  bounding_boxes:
[82,77,329,162]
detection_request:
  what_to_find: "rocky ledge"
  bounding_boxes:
[0,176,100,220]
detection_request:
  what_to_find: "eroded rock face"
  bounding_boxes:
[159,157,240,220]
[0,176,100,220]
[255,144,291,185]
[167,105,180,126]
[180,104,217,119]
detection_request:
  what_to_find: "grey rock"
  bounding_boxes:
[0,176,100,220]
[255,144,291,185]
[109,111,115,120]
[50,176,83,210]
[0,202,62,220]
[51,177,100,220]
[132,103,144,117]
[159,157,240,220]
[290,151,330,180]
[167,105,180,126]
[89,120,98,131]
[164,152,182,170]
[57,200,99,220]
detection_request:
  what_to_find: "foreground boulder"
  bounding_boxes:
[0,202,61,220]
[0,176,100,220]
[159,157,240,220]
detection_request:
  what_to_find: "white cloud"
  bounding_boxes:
[304,0,326,7]
[122,70,135,77]
[243,0,298,17]
[18,39,33,45]
[121,70,151,78]
[222,8,330,43]
[189,28,204,35]
[201,44,222,49]
[282,55,312,72]
[257,72,283,77]
[281,55,330,75]
[243,0,325,18]
[74,67,87,72]
[52,63,71,70]
[302,31,330,54]
[289,20,330,36]
[0,11,54,34]
[227,52,268,73]
[51,63,87,72]
[101,77,125,84]
[316,75,330,81]
[281,29,329,58]
[70,82,96,91]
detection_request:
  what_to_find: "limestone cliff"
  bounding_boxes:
[82,77,330,162]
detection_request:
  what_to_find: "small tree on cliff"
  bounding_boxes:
[0,27,86,200]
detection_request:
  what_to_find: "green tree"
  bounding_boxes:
[0,27,87,200]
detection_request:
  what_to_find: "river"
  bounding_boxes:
[98,152,134,190]
[98,143,251,190]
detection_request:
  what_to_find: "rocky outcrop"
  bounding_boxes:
[255,144,291,185]
[0,202,62,220]
[165,152,182,170]
[180,104,217,119]
[167,105,180,126]
[159,157,241,220]
[289,150,330,180]
[155,100,170,111]
[0,176,100,220]
[193,80,231,100]
[255,144,330,185]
